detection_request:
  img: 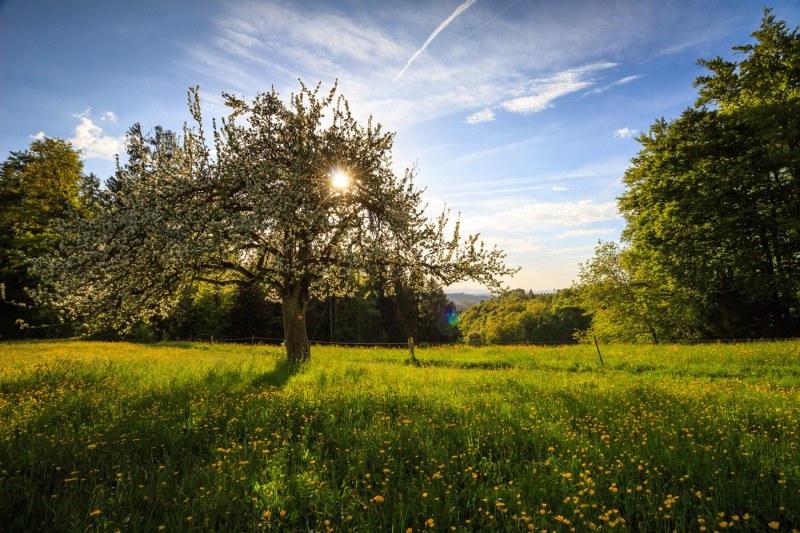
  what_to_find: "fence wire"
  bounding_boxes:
[189,335,799,348]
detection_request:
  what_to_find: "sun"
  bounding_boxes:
[331,170,350,189]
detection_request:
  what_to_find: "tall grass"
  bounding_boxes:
[1,340,798,531]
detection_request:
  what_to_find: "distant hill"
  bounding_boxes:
[446,292,491,311]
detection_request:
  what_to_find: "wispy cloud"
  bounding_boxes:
[461,200,620,234]
[583,73,644,96]
[392,0,478,84]
[500,62,617,114]
[546,245,596,255]
[464,108,495,124]
[558,228,615,238]
[613,127,638,138]
[444,136,544,166]
[462,63,622,122]
[29,131,46,140]
[616,75,643,85]
[100,111,118,123]
[186,1,719,133]
[69,109,125,160]
[504,200,620,227]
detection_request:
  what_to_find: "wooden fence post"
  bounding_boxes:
[408,336,418,365]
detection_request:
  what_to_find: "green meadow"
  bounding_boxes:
[1,341,798,532]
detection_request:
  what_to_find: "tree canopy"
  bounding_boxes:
[579,10,800,341]
[0,138,97,338]
[35,83,515,360]
[457,289,588,345]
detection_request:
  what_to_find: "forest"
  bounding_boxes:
[1,11,798,346]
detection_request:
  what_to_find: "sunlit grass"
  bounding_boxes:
[1,340,798,531]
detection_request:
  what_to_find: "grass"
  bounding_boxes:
[1,340,798,531]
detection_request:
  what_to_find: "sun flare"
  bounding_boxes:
[331,170,350,189]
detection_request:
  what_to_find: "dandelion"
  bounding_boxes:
[768,522,779,530]
[89,509,101,517]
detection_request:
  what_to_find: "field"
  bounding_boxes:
[1,341,799,532]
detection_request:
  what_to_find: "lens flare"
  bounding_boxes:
[331,169,349,189]
[446,310,459,326]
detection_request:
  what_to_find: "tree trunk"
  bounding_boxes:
[281,285,310,362]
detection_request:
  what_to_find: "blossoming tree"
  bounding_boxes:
[36,83,516,361]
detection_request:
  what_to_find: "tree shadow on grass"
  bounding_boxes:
[250,358,304,389]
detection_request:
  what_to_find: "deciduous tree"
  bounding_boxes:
[613,10,799,338]
[0,138,97,338]
[36,83,515,360]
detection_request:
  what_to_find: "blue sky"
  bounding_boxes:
[2,0,798,292]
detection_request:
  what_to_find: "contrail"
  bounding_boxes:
[392,0,478,84]
[470,0,520,35]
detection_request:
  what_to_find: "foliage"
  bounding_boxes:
[581,11,800,340]
[0,138,98,338]
[457,288,589,345]
[574,241,697,343]
[1,340,798,531]
[34,83,515,361]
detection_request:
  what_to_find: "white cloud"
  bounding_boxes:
[218,2,405,69]
[558,228,615,238]
[69,110,125,160]
[499,62,617,114]
[464,108,495,124]
[615,75,643,86]
[551,186,568,191]
[505,200,620,227]
[461,200,620,235]
[547,245,596,255]
[613,127,638,139]
[100,111,118,123]
[511,243,547,253]
[583,74,644,96]
[30,131,46,140]
[437,155,629,189]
